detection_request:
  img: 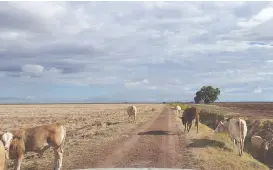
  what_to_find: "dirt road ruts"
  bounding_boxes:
[95,108,197,169]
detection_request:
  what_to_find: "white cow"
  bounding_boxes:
[214,118,247,156]
[127,105,137,124]
[251,135,269,160]
[176,105,182,114]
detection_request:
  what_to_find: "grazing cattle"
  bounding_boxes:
[214,118,247,156]
[179,107,200,133]
[251,135,269,161]
[127,105,137,124]
[0,139,6,170]
[176,105,182,114]
[8,123,66,170]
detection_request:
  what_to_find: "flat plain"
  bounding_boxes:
[1,102,272,170]
[0,104,165,170]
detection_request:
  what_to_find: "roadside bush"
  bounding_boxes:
[169,103,190,112]
[176,103,190,111]
[198,109,226,129]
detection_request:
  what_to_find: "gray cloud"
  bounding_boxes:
[1,2,273,102]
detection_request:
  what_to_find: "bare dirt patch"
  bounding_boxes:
[0,104,164,170]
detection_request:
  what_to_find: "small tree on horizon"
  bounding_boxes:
[194,86,220,104]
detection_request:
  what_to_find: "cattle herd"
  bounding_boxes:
[176,105,269,159]
[0,104,270,170]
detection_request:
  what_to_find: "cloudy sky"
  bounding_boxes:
[1,1,273,103]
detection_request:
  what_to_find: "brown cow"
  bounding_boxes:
[179,107,200,133]
[8,123,66,170]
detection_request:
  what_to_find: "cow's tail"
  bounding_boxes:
[239,119,243,156]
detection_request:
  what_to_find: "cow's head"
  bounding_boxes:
[1,132,13,150]
[214,120,226,133]
[1,132,13,159]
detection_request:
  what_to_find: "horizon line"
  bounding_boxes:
[0,101,272,105]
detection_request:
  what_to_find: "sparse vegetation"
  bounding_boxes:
[172,102,270,170]
[0,104,165,170]
[187,103,273,169]
[170,103,189,111]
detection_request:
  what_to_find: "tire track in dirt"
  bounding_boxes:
[95,108,196,168]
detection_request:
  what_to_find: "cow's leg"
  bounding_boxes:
[134,115,136,124]
[241,139,245,156]
[184,123,187,132]
[195,118,199,133]
[188,122,192,132]
[128,115,131,123]
[186,123,189,132]
[14,155,23,170]
[53,149,63,170]
[238,139,242,155]
[38,145,50,158]
[232,138,236,151]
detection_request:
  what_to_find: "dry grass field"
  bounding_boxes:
[0,104,165,170]
[215,102,273,119]
[2,102,273,170]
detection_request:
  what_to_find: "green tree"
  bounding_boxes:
[194,86,220,104]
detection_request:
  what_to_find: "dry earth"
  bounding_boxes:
[1,103,269,170]
[0,104,167,170]
[215,102,273,119]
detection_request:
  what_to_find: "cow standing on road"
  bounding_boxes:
[179,107,200,133]
[214,118,247,156]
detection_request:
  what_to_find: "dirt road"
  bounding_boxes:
[92,107,196,169]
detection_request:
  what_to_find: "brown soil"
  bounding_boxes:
[1,104,166,170]
[2,104,197,170]
[86,108,196,169]
[215,102,273,118]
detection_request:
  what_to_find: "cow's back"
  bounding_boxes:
[127,105,136,114]
[0,141,5,170]
[228,118,247,140]
[18,123,63,152]
[183,107,198,121]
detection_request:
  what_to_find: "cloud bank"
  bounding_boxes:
[1,1,273,103]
